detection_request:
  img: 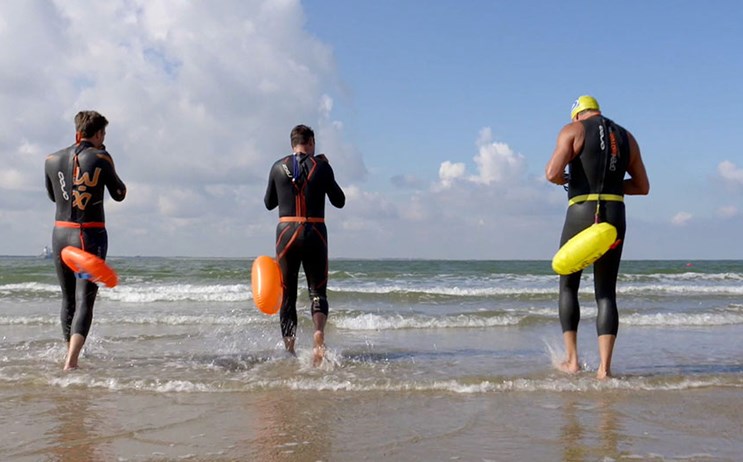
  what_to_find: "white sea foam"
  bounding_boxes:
[97,314,270,326]
[103,283,252,303]
[622,272,743,282]
[623,311,743,326]
[0,316,56,325]
[5,277,743,301]
[333,313,523,330]
[0,282,60,295]
[331,284,555,296]
[39,374,737,394]
[621,284,743,295]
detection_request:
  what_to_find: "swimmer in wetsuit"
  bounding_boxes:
[546,96,649,379]
[264,124,345,365]
[45,111,126,370]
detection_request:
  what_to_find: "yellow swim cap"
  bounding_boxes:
[570,95,600,119]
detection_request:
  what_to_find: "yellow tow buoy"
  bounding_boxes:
[552,222,618,275]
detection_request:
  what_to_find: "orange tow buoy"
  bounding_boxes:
[60,246,118,288]
[251,256,283,315]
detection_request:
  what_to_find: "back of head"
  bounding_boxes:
[290,124,315,148]
[570,95,600,120]
[75,111,108,138]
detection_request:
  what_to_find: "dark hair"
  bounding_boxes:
[290,124,315,148]
[74,111,108,138]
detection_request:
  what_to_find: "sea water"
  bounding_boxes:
[1,256,741,393]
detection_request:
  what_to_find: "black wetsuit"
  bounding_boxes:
[45,141,126,341]
[264,153,345,339]
[559,116,630,336]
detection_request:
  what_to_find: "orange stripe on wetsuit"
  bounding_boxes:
[275,217,325,262]
[279,216,324,223]
[55,221,105,228]
[55,221,105,251]
[292,156,318,217]
[276,156,322,262]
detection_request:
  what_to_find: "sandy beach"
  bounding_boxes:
[2,384,741,461]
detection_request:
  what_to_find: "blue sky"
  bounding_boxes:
[1,1,741,259]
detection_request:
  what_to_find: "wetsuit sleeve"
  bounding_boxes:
[100,152,127,201]
[44,159,55,202]
[325,165,345,209]
[264,163,278,210]
[623,131,650,195]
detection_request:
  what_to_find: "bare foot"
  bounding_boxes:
[596,369,611,380]
[312,331,325,367]
[558,360,581,374]
[283,337,296,356]
[63,359,78,371]
[63,353,79,371]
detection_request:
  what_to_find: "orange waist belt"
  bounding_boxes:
[278,217,324,223]
[55,221,106,229]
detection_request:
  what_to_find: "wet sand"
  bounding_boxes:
[1,384,741,461]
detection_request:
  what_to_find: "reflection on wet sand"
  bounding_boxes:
[48,389,110,462]
[560,392,624,462]
[245,390,332,461]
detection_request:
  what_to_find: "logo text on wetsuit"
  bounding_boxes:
[57,171,69,200]
[72,168,101,210]
[608,130,619,171]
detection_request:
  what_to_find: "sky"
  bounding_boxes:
[1,0,741,259]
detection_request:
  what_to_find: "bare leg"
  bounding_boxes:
[283,337,296,355]
[64,333,85,370]
[559,330,580,373]
[312,312,327,367]
[597,334,616,380]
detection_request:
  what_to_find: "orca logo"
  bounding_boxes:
[57,171,69,200]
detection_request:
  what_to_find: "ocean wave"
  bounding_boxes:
[620,284,743,296]
[100,314,271,326]
[31,373,741,394]
[621,272,743,282]
[623,312,743,326]
[104,284,252,303]
[0,282,60,297]
[4,309,739,329]
[333,312,528,330]
[5,278,743,303]
[331,284,555,297]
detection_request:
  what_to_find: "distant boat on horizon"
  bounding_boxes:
[40,246,52,259]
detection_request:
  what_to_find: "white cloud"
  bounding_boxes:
[3,2,704,260]
[0,1,368,256]
[435,128,526,190]
[438,161,466,188]
[671,211,693,226]
[470,128,526,184]
[718,160,743,187]
[717,205,738,218]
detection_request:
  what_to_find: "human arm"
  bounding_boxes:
[545,123,582,185]
[264,164,278,210]
[623,132,650,195]
[317,155,345,208]
[98,152,127,201]
[44,159,55,202]
[327,174,345,209]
